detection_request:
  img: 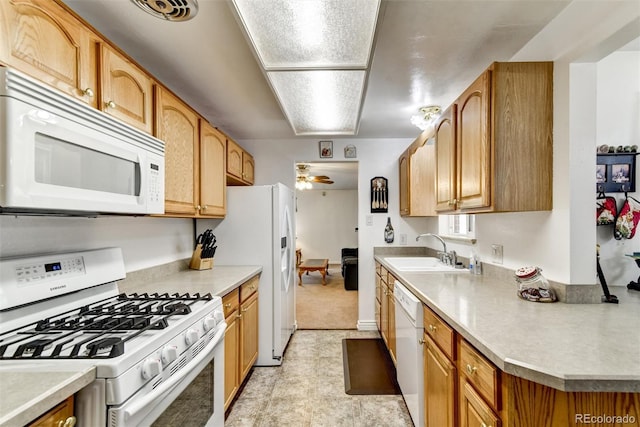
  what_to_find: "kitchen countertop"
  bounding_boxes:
[0,265,262,426]
[376,255,640,393]
[118,265,263,297]
[0,367,95,427]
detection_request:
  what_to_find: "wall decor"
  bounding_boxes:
[344,144,357,158]
[596,153,638,193]
[319,140,333,158]
[370,177,388,213]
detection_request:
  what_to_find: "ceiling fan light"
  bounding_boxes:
[305,181,313,190]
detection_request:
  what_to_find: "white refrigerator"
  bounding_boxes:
[201,183,296,366]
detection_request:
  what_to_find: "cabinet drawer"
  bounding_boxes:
[240,275,259,302]
[423,305,456,361]
[222,289,239,318]
[459,339,500,410]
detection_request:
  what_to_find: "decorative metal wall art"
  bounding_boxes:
[370,177,388,213]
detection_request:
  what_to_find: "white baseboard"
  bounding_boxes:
[357,320,378,331]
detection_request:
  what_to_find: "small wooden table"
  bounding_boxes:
[298,258,329,286]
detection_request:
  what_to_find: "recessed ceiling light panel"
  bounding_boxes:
[268,70,366,135]
[232,0,380,69]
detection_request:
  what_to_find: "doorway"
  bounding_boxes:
[294,161,359,329]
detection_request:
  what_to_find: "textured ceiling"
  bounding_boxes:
[63,0,570,141]
[61,0,639,188]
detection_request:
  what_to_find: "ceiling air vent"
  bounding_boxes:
[131,0,198,22]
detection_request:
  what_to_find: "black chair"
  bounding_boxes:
[341,248,358,290]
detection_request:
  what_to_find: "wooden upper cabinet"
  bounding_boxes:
[227,138,243,181]
[100,44,153,133]
[435,62,553,214]
[227,138,255,186]
[400,128,438,217]
[155,86,199,217]
[399,150,409,215]
[199,121,226,217]
[435,105,457,212]
[0,0,98,107]
[456,71,491,211]
[242,151,255,184]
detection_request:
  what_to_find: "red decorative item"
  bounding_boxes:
[614,197,640,239]
[596,196,617,225]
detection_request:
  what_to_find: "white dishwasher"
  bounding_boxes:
[394,280,424,427]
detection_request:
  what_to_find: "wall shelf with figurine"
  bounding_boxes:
[596,153,638,193]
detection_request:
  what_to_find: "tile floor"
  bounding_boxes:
[225,330,414,427]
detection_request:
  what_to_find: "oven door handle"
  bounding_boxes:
[121,327,224,423]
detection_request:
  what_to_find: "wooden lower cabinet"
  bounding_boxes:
[239,290,258,380]
[223,275,259,411]
[376,263,396,364]
[28,396,75,427]
[460,380,501,427]
[424,333,456,427]
[387,280,396,364]
[223,303,240,411]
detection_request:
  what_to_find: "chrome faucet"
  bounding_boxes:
[416,233,456,266]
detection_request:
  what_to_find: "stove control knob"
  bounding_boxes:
[213,309,224,324]
[203,315,217,331]
[185,329,199,346]
[141,358,161,380]
[161,345,179,365]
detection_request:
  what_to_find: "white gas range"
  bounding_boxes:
[0,248,226,426]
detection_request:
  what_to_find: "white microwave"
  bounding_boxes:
[0,67,164,216]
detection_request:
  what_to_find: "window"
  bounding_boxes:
[438,214,476,240]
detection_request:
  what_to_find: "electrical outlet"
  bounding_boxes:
[399,234,407,245]
[491,244,503,265]
[366,215,373,226]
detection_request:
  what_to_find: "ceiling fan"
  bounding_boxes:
[296,164,334,190]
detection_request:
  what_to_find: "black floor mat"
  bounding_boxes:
[342,338,401,395]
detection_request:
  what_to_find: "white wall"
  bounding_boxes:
[0,216,194,272]
[295,189,358,264]
[596,51,640,285]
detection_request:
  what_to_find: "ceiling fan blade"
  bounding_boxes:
[311,175,330,180]
[316,179,334,184]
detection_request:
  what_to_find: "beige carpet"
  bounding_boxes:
[296,265,358,329]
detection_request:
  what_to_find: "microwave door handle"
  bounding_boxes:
[122,328,223,422]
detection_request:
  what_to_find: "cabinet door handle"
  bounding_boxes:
[83,88,94,97]
[428,324,437,333]
[202,205,208,210]
[236,313,242,319]
[106,100,116,109]
[466,364,477,375]
[57,416,77,427]
[242,307,249,312]
[481,423,491,427]
[195,205,201,210]
[418,338,425,345]
[224,303,232,308]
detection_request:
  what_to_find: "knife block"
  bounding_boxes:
[189,244,213,270]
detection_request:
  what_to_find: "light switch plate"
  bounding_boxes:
[491,244,503,264]
[366,215,373,226]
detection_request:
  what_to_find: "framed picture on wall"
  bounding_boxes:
[319,141,333,158]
